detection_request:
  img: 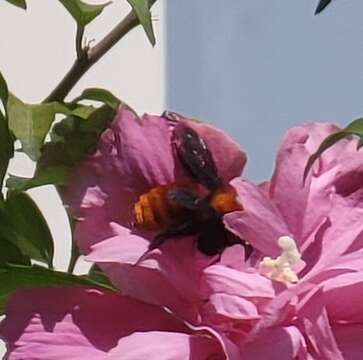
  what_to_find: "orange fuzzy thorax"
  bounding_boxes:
[210,190,241,215]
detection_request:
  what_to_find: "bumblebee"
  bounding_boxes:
[133,113,250,256]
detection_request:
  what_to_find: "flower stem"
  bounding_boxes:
[43,0,157,103]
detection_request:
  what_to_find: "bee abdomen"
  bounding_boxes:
[133,185,177,230]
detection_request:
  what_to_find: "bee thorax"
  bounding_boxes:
[210,190,241,215]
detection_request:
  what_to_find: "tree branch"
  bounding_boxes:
[43,0,157,103]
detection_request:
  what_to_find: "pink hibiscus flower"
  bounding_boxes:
[64,107,247,322]
[64,111,363,358]
[196,123,363,358]
[0,287,227,359]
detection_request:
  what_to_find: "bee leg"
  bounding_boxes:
[226,232,254,259]
[197,219,227,256]
[134,222,199,266]
[149,222,199,251]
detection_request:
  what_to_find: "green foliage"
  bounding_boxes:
[5,191,54,268]
[7,166,69,192]
[315,0,332,15]
[0,71,8,109]
[0,111,14,188]
[0,72,14,189]
[58,0,111,27]
[6,97,116,192]
[7,94,68,160]
[41,105,115,168]
[0,238,30,266]
[304,118,363,180]
[127,0,156,46]
[0,264,115,314]
[70,105,97,119]
[0,205,31,266]
[74,88,120,110]
[88,264,113,287]
[3,0,26,10]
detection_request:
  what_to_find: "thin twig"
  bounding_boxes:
[75,26,84,59]
[43,0,157,103]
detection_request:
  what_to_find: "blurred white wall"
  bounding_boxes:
[0,0,166,355]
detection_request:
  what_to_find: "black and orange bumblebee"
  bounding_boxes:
[133,112,251,256]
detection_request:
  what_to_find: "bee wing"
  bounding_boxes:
[173,124,222,190]
[167,188,202,211]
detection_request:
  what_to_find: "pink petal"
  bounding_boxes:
[242,326,308,360]
[66,109,175,215]
[317,272,363,323]
[2,287,224,360]
[108,331,224,360]
[219,245,247,271]
[99,263,202,323]
[74,213,123,254]
[203,264,277,299]
[89,237,210,323]
[297,290,344,359]
[86,223,149,265]
[118,112,177,186]
[203,293,259,321]
[333,324,363,360]
[270,127,332,246]
[225,178,289,256]
[248,282,315,340]
[308,189,363,273]
[280,123,355,175]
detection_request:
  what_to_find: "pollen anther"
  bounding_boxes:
[259,236,301,285]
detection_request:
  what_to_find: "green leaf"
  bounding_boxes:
[0,111,14,187]
[0,238,30,266]
[7,94,68,160]
[0,73,13,187]
[41,105,115,168]
[58,0,111,27]
[304,118,363,181]
[3,0,27,10]
[0,71,8,110]
[315,0,332,15]
[88,264,113,287]
[8,104,115,190]
[0,264,115,314]
[6,191,54,268]
[74,88,121,110]
[6,166,69,192]
[127,0,156,46]
[71,105,97,119]
[78,104,115,132]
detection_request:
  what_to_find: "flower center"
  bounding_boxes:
[259,236,301,285]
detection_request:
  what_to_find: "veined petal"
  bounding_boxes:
[1,287,221,360]
[242,326,308,360]
[297,290,344,360]
[225,178,289,256]
[203,264,278,299]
